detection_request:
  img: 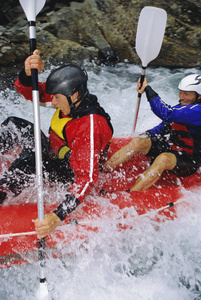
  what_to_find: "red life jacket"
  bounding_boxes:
[170,122,194,155]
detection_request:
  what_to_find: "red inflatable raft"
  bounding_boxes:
[0,136,201,268]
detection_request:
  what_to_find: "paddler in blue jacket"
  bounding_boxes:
[104,74,201,191]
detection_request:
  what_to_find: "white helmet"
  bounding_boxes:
[178,74,201,95]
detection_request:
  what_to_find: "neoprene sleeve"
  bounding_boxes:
[54,194,80,221]
[145,85,159,102]
[18,69,32,87]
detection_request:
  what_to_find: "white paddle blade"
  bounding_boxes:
[19,0,46,21]
[136,6,167,67]
[36,281,49,300]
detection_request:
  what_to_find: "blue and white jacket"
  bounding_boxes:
[145,85,201,163]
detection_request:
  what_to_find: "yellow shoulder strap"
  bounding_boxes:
[50,109,73,140]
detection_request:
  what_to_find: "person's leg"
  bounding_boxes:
[0,187,8,204]
[0,117,49,200]
[130,152,177,191]
[169,153,199,177]
[103,137,152,172]
[0,149,36,195]
[43,155,74,186]
[0,117,36,153]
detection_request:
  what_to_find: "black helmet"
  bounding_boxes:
[46,64,88,115]
[46,64,88,98]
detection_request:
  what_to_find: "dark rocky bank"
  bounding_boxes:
[0,0,201,87]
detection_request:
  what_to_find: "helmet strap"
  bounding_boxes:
[196,93,201,103]
[67,96,81,113]
[67,90,89,115]
[66,96,77,114]
[67,96,73,108]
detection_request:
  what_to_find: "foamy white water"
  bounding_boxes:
[0,63,201,300]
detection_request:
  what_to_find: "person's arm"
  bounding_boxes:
[56,115,112,218]
[34,114,110,238]
[138,77,201,126]
[14,49,53,106]
[148,121,165,136]
[67,115,102,202]
[147,92,201,126]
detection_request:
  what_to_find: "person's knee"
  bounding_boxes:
[1,116,16,127]
[2,117,32,130]
[130,136,151,154]
[155,152,177,170]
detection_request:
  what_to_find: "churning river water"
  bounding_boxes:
[0,62,201,300]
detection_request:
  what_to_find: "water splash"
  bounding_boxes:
[0,64,201,300]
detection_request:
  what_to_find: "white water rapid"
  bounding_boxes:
[0,63,201,300]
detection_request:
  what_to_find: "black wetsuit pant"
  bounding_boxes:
[0,116,74,195]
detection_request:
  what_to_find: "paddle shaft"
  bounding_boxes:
[19,2,48,297]
[29,21,44,219]
[28,18,46,283]
[133,66,146,132]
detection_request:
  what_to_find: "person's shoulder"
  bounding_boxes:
[190,103,201,110]
[174,103,201,112]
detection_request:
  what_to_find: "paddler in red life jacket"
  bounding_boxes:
[103,74,201,191]
[0,49,113,238]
